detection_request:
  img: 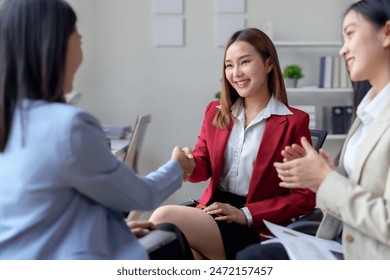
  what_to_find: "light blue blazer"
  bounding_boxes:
[0,100,183,259]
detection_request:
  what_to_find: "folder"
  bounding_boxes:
[332,107,345,134]
[343,106,353,132]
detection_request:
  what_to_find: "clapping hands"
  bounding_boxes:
[274,137,334,192]
[171,146,195,181]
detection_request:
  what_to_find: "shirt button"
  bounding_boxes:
[344,234,354,243]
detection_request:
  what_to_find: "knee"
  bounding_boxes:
[149,205,178,223]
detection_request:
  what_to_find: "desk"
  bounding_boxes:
[110,138,130,159]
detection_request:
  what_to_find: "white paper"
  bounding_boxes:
[263,220,343,260]
[153,16,184,47]
[154,0,183,14]
[216,0,246,13]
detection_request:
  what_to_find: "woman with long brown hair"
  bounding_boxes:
[150,28,315,259]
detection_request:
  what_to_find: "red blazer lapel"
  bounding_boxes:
[247,115,287,198]
[211,122,233,187]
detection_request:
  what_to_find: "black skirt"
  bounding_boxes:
[208,189,260,260]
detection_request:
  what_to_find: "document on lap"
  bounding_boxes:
[263,220,343,260]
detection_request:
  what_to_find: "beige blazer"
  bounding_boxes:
[316,96,390,259]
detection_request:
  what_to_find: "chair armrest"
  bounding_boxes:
[179,201,196,207]
[286,221,321,236]
[294,208,323,223]
[138,230,177,253]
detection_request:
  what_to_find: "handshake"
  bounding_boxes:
[171,146,195,181]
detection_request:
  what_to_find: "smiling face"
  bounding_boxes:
[339,10,390,86]
[63,29,83,94]
[224,40,272,99]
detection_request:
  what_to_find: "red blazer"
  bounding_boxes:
[189,100,316,236]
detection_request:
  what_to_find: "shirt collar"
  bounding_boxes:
[231,95,293,121]
[357,82,390,125]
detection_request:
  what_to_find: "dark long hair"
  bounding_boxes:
[214,28,287,129]
[0,0,77,151]
[352,80,371,114]
[345,0,390,29]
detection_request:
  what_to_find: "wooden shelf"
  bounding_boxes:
[287,88,353,94]
[274,41,342,47]
[327,134,347,140]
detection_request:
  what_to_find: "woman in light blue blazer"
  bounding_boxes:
[0,0,194,260]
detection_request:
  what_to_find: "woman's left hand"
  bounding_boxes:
[203,202,248,225]
[274,136,333,193]
[126,220,159,237]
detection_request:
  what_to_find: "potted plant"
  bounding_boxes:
[283,64,304,88]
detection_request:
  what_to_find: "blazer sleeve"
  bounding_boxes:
[317,170,390,245]
[63,111,183,212]
[188,102,214,182]
[246,112,316,227]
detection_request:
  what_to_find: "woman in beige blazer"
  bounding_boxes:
[238,0,390,260]
[275,0,390,260]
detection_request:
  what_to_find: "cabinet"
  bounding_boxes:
[275,41,353,158]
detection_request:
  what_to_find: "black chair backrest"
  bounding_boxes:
[310,129,328,151]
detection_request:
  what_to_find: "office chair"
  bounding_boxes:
[286,129,328,235]
[123,114,151,221]
[309,129,328,152]
[124,114,151,174]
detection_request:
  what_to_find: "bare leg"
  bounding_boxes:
[149,205,226,260]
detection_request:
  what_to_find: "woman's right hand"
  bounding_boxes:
[282,143,335,169]
[171,146,195,181]
[274,137,333,192]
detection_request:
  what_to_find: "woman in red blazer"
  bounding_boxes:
[150,28,315,259]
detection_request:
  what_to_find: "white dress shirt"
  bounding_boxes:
[343,82,390,178]
[219,95,293,224]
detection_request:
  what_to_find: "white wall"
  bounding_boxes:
[67,0,354,211]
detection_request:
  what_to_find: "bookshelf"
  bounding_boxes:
[327,134,347,140]
[275,41,342,47]
[276,41,353,158]
[286,88,351,94]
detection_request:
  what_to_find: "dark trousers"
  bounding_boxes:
[237,241,344,260]
[148,223,194,260]
[236,242,289,260]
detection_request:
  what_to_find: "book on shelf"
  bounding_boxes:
[332,107,345,134]
[332,56,340,88]
[319,55,351,89]
[323,106,353,134]
[293,105,316,129]
[339,58,351,88]
[319,55,333,88]
[319,57,325,88]
[344,106,353,131]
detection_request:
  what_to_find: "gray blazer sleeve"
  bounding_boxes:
[63,111,183,212]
